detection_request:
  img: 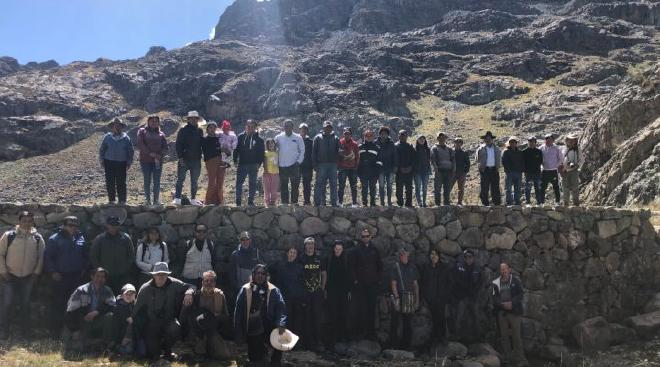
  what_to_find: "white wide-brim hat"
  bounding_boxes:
[269,328,299,352]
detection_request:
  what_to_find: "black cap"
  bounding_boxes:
[106,216,121,226]
[463,249,474,256]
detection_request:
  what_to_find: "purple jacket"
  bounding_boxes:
[137,127,168,163]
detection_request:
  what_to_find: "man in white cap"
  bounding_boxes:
[562,134,580,206]
[173,111,204,206]
[133,262,195,361]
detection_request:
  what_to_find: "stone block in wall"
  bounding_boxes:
[377,217,396,238]
[486,208,506,225]
[165,206,199,225]
[392,208,417,224]
[584,258,606,278]
[437,239,462,256]
[425,225,446,244]
[330,217,352,234]
[485,227,516,250]
[214,225,237,246]
[533,232,555,251]
[132,212,162,229]
[253,211,274,230]
[597,220,619,239]
[523,268,545,291]
[417,207,434,228]
[459,227,484,248]
[277,233,304,250]
[45,211,70,224]
[521,317,546,353]
[506,211,528,233]
[605,252,620,273]
[644,293,660,313]
[609,323,636,345]
[266,225,282,239]
[372,236,392,256]
[415,236,430,253]
[176,224,195,238]
[278,215,298,233]
[300,217,329,237]
[460,212,484,228]
[319,206,334,221]
[197,206,224,228]
[92,206,127,225]
[446,220,462,240]
[230,211,252,232]
[625,311,660,339]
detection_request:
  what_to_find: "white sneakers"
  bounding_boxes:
[191,199,203,206]
[172,198,182,206]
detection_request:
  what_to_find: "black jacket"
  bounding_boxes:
[300,136,314,170]
[454,149,470,175]
[358,141,382,177]
[414,144,432,175]
[420,262,453,304]
[233,132,265,166]
[522,147,543,175]
[201,136,221,162]
[376,137,397,173]
[491,275,524,316]
[175,124,204,161]
[312,132,340,166]
[502,148,525,173]
[395,141,417,175]
[326,254,351,295]
[452,262,481,300]
[350,243,382,286]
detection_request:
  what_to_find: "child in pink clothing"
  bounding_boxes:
[263,138,279,207]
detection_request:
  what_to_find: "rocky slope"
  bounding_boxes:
[0,0,659,207]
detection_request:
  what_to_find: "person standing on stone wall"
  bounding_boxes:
[275,119,305,205]
[452,138,470,205]
[234,119,265,207]
[44,215,88,337]
[135,227,170,286]
[562,134,580,206]
[181,224,215,289]
[492,262,528,367]
[0,210,45,339]
[325,240,351,347]
[299,237,327,351]
[414,135,432,207]
[420,249,452,346]
[173,111,204,206]
[270,246,304,342]
[337,127,360,207]
[99,117,134,205]
[377,126,398,206]
[357,129,382,207]
[502,137,525,206]
[90,216,135,294]
[451,249,481,343]
[431,132,455,206]
[263,138,280,207]
[217,120,237,205]
[299,123,315,205]
[389,247,419,350]
[395,130,417,207]
[522,136,543,205]
[539,133,563,205]
[312,121,340,207]
[350,228,382,340]
[475,131,502,206]
[136,115,168,206]
[202,121,223,205]
[228,231,263,296]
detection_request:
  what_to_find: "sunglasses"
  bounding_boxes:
[254,271,267,275]
[361,235,370,238]
[240,237,250,241]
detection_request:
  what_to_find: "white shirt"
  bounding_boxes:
[275,132,305,167]
[486,145,496,167]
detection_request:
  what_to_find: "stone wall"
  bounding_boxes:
[1,203,659,351]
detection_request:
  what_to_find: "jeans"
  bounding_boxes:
[433,169,452,206]
[479,167,501,205]
[505,171,522,205]
[540,170,560,204]
[396,173,414,207]
[0,275,36,333]
[378,171,394,206]
[360,174,378,206]
[144,318,182,359]
[563,170,580,206]
[452,173,467,205]
[104,159,128,203]
[175,159,201,200]
[140,162,162,204]
[524,173,542,204]
[279,164,301,204]
[301,167,313,205]
[414,172,430,207]
[236,163,259,206]
[314,163,338,206]
[338,168,358,205]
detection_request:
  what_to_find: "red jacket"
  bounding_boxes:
[338,138,359,169]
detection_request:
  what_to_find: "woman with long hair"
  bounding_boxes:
[136,115,167,205]
[135,226,169,286]
[414,135,432,207]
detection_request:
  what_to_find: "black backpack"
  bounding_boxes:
[141,242,166,262]
[6,230,42,249]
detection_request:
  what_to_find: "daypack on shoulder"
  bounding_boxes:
[6,230,42,249]
[141,242,166,262]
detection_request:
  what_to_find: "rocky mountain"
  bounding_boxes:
[0,0,659,207]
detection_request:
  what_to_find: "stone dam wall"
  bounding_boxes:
[1,203,658,351]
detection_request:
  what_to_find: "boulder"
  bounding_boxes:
[230,211,252,232]
[165,207,199,225]
[446,220,462,240]
[377,217,396,238]
[522,268,545,291]
[301,217,330,236]
[132,212,162,229]
[417,208,435,228]
[393,208,417,224]
[252,211,274,230]
[426,225,447,243]
[197,206,224,228]
[278,214,299,233]
[459,227,484,248]
[432,341,468,359]
[345,339,381,358]
[644,293,660,313]
[609,323,636,345]
[382,349,415,361]
[485,227,516,250]
[539,343,570,362]
[572,316,611,352]
[330,216,352,234]
[396,224,420,241]
[438,239,462,256]
[506,212,528,233]
[625,311,660,339]
[474,354,500,367]
[597,220,619,239]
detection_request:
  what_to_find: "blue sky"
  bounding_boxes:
[0,0,233,64]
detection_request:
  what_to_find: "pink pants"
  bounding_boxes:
[263,173,279,207]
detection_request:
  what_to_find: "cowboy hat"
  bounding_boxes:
[107,117,128,128]
[149,262,172,275]
[187,111,201,118]
[565,133,579,140]
[480,131,496,139]
[270,328,299,352]
[508,136,518,143]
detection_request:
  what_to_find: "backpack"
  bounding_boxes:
[6,230,42,249]
[141,242,166,262]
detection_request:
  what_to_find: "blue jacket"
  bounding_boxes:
[99,132,134,166]
[234,282,286,341]
[44,229,88,274]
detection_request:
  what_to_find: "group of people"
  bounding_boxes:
[0,210,530,366]
[100,111,581,208]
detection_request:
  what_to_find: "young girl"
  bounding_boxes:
[263,138,280,207]
[135,227,170,285]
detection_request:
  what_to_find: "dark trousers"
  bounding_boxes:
[524,172,542,204]
[338,168,358,205]
[140,162,163,204]
[454,297,481,343]
[64,308,113,343]
[427,299,448,344]
[104,159,128,203]
[378,171,394,206]
[107,273,131,296]
[301,167,313,205]
[286,300,304,339]
[50,272,85,334]
[302,290,324,347]
[236,163,259,206]
[505,171,522,206]
[0,274,35,333]
[360,174,378,206]
[396,173,414,207]
[389,311,412,349]
[479,167,501,205]
[144,318,182,359]
[434,169,453,206]
[354,284,379,339]
[279,164,301,204]
[540,170,561,204]
[247,332,282,364]
[326,290,349,345]
[174,159,201,200]
[314,163,338,206]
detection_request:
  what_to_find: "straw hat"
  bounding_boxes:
[270,328,299,352]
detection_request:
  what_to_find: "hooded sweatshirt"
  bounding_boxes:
[233,131,265,166]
